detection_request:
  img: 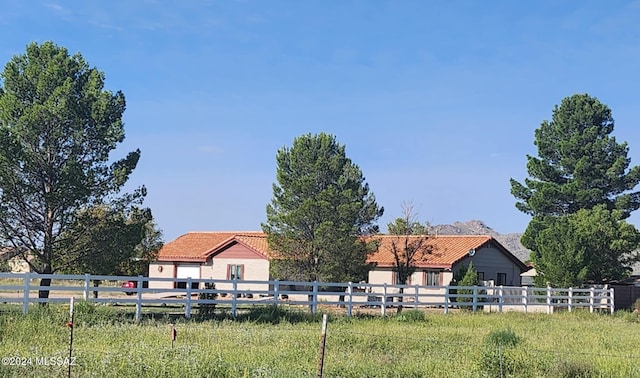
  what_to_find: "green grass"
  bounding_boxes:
[0,304,639,377]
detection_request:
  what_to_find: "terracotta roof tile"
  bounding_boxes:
[157,232,268,262]
[366,235,493,268]
[158,232,510,270]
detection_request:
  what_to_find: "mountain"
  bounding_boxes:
[427,220,531,263]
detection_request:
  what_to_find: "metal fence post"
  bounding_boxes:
[274,279,279,307]
[589,287,595,313]
[414,284,419,309]
[546,285,552,314]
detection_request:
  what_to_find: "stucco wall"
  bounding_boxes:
[454,243,523,286]
[8,258,31,273]
[368,268,452,287]
[201,258,270,291]
[148,262,176,289]
[199,242,270,291]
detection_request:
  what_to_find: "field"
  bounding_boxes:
[0,303,639,378]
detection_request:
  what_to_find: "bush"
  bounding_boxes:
[197,282,217,319]
[548,360,598,378]
[395,309,426,323]
[633,298,640,313]
[234,305,321,324]
[485,329,520,348]
[478,329,523,377]
[457,262,480,310]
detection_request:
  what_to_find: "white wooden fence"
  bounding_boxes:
[0,273,615,320]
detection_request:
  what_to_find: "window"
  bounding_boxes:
[496,273,507,286]
[227,264,244,280]
[424,270,440,286]
[477,272,484,281]
[392,271,410,285]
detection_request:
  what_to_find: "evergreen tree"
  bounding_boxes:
[456,261,479,310]
[531,205,640,287]
[511,94,640,285]
[0,42,146,297]
[262,133,383,283]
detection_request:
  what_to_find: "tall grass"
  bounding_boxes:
[0,304,638,377]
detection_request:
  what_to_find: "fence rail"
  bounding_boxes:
[0,273,614,320]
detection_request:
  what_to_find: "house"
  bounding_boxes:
[0,247,33,273]
[149,232,271,291]
[367,235,528,289]
[152,232,527,293]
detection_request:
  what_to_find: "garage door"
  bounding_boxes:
[176,264,200,289]
[176,264,200,279]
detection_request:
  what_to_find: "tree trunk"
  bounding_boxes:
[93,280,100,299]
[396,287,404,314]
[38,263,53,301]
[38,277,52,302]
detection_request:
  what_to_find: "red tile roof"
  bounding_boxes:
[157,232,515,270]
[157,232,269,262]
[366,235,494,268]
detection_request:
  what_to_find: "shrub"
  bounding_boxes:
[234,305,321,324]
[548,360,598,378]
[478,329,523,377]
[485,328,520,348]
[633,298,640,313]
[197,281,218,319]
[457,262,480,310]
[395,309,426,322]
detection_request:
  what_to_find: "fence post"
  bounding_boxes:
[274,279,279,306]
[546,285,552,314]
[589,287,595,313]
[22,271,31,314]
[185,277,192,319]
[312,281,318,314]
[444,286,449,314]
[498,286,503,313]
[568,287,573,312]
[317,313,328,378]
[414,284,419,309]
[381,284,387,316]
[609,287,615,314]
[83,274,90,301]
[347,282,353,318]
[135,275,144,321]
[232,279,238,318]
[472,286,478,312]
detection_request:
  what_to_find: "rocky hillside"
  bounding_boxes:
[427,220,531,262]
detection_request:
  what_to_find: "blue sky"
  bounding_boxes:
[3,1,640,241]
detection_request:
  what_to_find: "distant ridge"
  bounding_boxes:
[427,220,531,263]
